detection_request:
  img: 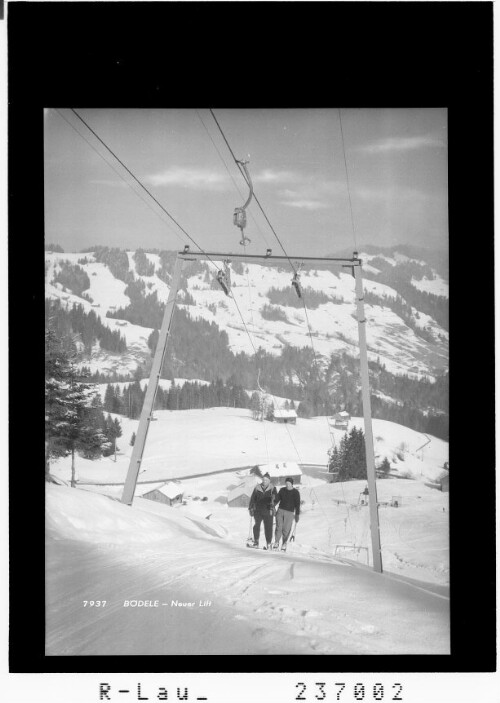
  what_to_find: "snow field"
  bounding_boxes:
[46,478,449,655]
[49,408,449,588]
[50,407,448,485]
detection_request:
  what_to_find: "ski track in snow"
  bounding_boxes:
[46,481,450,656]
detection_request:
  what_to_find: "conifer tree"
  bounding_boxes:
[45,326,108,483]
[130,431,136,447]
[104,414,123,461]
[378,457,391,475]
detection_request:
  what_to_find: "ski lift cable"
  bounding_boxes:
[196,111,266,330]
[338,108,359,252]
[195,109,272,249]
[69,109,222,274]
[255,370,337,534]
[209,109,297,275]
[54,109,186,246]
[242,240,255,327]
[209,109,353,539]
[66,111,260,359]
[288,283,357,537]
[254,370,270,465]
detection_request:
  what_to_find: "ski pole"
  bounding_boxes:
[248,514,253,540]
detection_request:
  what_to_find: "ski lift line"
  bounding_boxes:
[253,371,270,465]
[54,109,186,246]
[237,163,297,275]
[180,245,356,541]
[209,109,298,275]
[241,240,255,327]
[69,109,221,273]
[195,110,272,249]
[254,375,337,536]
[338,109,359,252]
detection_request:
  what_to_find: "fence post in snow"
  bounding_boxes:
[121,255,185,506]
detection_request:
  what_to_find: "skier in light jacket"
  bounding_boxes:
[248,473,277,550]
[273,477,301,551]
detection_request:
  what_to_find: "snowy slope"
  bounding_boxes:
[46,483,449,655]
[411,274,448,297]
[45,248,448,381]
[49,407,448,486]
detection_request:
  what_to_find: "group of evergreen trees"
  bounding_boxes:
[52,261,91,297]
[81,246,134,284]
[261,304,288,322]
[328,427,368,481]
[102,378,251,419]
[45,326,123,484]
[46,300,127,354]
[267,286,332,309]
[133,249,155,277]
[327,427,390,482]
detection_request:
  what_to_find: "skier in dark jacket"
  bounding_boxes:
[273,477,301,551]
[248,473,277,549]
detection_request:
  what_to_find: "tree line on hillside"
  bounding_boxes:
[362,258,448,331]
[52,261,91,297]
[60,246,448,439]
[151,326,449,439]
[102,378,251,418]
[46,300,127,354]
[45,326,123,485]
[364,290,437,343]
[77,326,449,440]
[267,285,339,309]
[133,249,155,277]
[45,243,65,252]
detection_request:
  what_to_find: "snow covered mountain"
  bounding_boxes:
[45,246,448,383]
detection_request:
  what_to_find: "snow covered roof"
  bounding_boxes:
[227,482,255,501]
[135,482,165,497]
[275,409,297,419]
[259,461,302,478]
[157,482,184,499]
[336,411,350,417]
[137,481,184,499]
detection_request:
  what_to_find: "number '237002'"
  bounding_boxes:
[295,682,403,701]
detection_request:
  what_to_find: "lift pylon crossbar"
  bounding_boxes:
[179,250,361,268]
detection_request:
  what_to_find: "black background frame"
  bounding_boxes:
[8,0,495,675]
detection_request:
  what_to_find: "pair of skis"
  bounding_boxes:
[246,515,297,549]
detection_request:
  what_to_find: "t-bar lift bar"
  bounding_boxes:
[121,249,383,573]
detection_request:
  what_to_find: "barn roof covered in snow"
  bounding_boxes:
[227,481,256,502]
[137,481,184,499]
[157,482,184,499]
[274,408,297,419]
[227,475,260,503]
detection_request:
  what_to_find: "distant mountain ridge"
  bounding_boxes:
[45,245,449,439]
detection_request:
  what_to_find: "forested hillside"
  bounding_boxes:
[45,245,449,439]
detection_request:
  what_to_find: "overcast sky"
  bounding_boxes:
[44,108,448,256]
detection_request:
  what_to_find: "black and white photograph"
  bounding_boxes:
[43,106,450,656]
[6,1,496,700]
